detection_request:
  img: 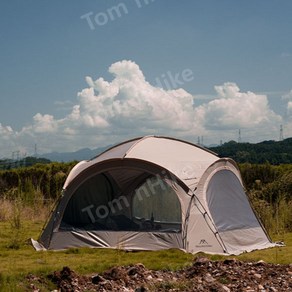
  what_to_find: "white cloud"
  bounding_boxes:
[195,82,282,130]
[32,113,57,133]
[76,61,195,133]
[54,100,74,112]
[0,60,285,157]
[282,90,292,116]
[0,123,13,137]
[287,101,292,116]
[282,90,292,100]
[0,123,18,158]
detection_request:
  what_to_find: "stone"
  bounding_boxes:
[92,274,106,284]
[254,273,262,279]
[204,273,215,283]
[223,258,237,265]
[194,257,210,264]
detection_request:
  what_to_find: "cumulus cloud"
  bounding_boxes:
[195,82,281,130]
[0,123,13,137]
[76,61,195,133]
[0,60,284,157]
[0,123,18,157]
[283,90,292,116]
[282,90,292,100]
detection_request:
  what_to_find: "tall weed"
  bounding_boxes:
[7,199,22,249]
[250,193,292,234]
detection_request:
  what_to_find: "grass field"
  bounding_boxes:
[0,220,291,291]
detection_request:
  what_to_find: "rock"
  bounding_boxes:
[204,273,215,283]
[127,266,139,276]
[135,287,147,292]
[223,258,237,265]
[102,280,113,290]
[194,257,210,264]
[222,285,230,292]
[91,274,106,284]
[254,273,262,279]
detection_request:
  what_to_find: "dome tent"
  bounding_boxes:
[33,136,276,254]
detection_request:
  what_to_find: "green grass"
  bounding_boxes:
[0,220,292,291]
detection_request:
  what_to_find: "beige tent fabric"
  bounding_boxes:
[125,136,218,190]
[64,136,217,190]
[34,136,277,254]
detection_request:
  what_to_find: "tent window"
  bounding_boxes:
[60,172,182,233]
[132,176,182,232]
[207,170,260,232]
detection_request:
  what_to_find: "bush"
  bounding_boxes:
[0,161,291,234]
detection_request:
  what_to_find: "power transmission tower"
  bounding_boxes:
[238,129,242,143]
[279,125,284,141]
[197,136,201,145]
[11,151,20,168]
[16,151,20,167]
[34,144,38,157]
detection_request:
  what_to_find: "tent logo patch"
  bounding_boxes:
[196,239,212,248]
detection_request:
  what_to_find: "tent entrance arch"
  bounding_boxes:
[60,166,183,234]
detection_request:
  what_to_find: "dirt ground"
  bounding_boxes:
[27,257,292,291]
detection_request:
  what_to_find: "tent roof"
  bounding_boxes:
[64,136,219,190]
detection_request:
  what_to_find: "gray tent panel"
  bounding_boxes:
[48,230,183,251]
[207,170,260,232]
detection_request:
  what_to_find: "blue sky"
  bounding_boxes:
[0,0,292,158]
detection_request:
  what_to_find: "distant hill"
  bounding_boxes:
[209,137,292,164]
[38,137,292,164]
[40,145,111,162]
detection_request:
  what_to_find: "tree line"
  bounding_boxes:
[209,137,292,164]
[0,162,76,202]
[1,137,291,171]
[0,160,291,234]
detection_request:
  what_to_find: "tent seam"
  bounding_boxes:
[123,135,154,158]
[192,192,228,253]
